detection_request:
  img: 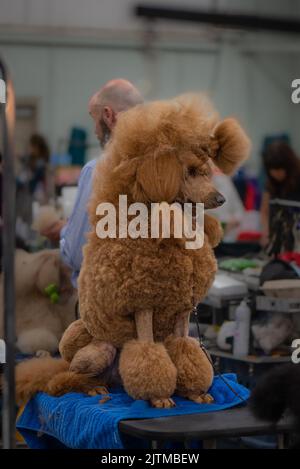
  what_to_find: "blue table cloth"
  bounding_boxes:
[16,373,250,449]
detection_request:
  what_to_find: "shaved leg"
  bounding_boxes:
[119,310,176,408]
[135,310,154,341]
[174,310,190,337]
[165,309,214,404]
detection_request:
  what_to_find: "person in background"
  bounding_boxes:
[16,134,50,225]
[260,141,300,246]
[27,133,50,201]
[42,79,143,287]
[208,163,245,242]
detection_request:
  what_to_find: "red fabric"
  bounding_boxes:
[244,181,256,211]
[237,231,261,241]
[279,252,300,266]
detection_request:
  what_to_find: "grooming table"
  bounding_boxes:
[16,374,250,449]
[119,406,294,449]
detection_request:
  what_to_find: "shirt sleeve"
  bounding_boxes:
[60,163,94,287]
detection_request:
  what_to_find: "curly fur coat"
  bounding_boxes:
[15,95,250,407]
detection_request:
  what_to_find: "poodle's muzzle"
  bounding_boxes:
[204,191,226,210]
[175,191,225,213]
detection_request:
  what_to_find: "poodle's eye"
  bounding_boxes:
[187,166,198,178]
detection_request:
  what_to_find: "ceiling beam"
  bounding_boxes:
[135,4,300,35]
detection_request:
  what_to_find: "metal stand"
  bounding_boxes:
[0,57,16,449]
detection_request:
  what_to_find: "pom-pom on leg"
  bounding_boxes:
[59,319,92,363]
[69,339,116,375]
[165,335,214,403]
[119,340,177,407]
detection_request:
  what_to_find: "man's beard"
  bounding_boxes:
[99,120,111,149]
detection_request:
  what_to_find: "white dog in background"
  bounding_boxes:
[0,249,77,356]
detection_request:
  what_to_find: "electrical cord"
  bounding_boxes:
[193,307,248,405]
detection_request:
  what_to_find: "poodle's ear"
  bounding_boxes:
[134,152,182,203]
[36,252,60,293]
[212,118,251,175]
[112,157,139,181]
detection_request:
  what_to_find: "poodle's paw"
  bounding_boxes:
[165,336,214,397]
[186,393,214,404]
[119,340,177,401]
[150,397,175,408]
[69,340,116,376]
[204,214,223,248]
[202,393,214,404]
[87,385,109,397]
[88,386,112,404]
[35,349,51,358]
[99,395,111,405]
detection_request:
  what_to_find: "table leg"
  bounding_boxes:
[151,440,158,449]
[203,439,217,449]
[277,433,285,449]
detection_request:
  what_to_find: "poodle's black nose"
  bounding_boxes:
[215,193,226,206]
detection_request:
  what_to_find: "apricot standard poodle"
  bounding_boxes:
[15,95,250,408]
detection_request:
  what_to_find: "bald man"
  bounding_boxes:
[59,79,143,287]
[89,79,143,148]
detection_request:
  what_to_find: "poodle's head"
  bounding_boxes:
[103,94,250,212]
[104,96,250,208]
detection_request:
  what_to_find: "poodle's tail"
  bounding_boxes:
[14,357,104,406]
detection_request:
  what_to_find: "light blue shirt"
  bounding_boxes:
[60,158,97,287]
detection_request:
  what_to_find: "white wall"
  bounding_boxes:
[0,0,299,169]
[0,0,296,30]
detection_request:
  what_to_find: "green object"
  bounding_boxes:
[44,283,60,303]
[50,292,59,304]
[219,258,258,272]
